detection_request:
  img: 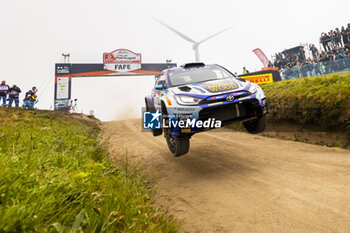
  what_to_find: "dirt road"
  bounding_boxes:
[103,119,350,233]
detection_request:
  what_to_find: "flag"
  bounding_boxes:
[252,48,269,67]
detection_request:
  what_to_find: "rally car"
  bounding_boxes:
[145,63,268,156]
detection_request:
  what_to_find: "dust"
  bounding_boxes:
[113,105,141,120]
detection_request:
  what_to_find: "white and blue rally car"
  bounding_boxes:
[145,63,268,156]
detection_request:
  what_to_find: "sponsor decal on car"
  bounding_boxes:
[207,102,224,106]
[238,96,251,101]
[210,94,226,100]
[202,80,239,93]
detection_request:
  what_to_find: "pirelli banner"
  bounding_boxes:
[239,69,281,84]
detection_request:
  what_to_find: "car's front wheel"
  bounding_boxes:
[165,129,190,157]
[243,115,267,134]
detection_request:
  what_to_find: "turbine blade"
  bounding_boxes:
[198,26,233,45]
[152,16,196,43]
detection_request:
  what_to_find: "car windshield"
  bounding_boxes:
[168,67,233,87]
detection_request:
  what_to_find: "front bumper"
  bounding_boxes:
[166,95,267,135]
[198,98,266,126]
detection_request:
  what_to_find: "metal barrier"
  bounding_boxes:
[281,57,350,80]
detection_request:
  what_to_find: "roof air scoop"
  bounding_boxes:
[182,63,205,69]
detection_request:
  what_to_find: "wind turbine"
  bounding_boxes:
[152,17,232,62]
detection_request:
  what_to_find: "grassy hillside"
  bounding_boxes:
[262,73,350,134]
[0,108,178,232]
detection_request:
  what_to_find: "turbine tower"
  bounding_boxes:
[153,17,232,62]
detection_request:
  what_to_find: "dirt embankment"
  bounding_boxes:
[103,119,350,233]
[228,119,349,149]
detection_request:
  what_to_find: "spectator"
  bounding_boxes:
[242,67,249,74]
[8,85,21,107]
[309,44,319,60]
[0,80,10,107]
[334,28,342,47]
[320,32,330,51]
[23,87,38,109]
[341,26,348,46]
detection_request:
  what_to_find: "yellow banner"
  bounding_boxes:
[241,73,273,84]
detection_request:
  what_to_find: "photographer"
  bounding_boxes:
[23,86,38,109]
[8,85,21,107]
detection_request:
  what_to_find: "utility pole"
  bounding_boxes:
[62,53,70,63]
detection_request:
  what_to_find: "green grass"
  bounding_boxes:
[261,73,350,134]
[0,108,178,232]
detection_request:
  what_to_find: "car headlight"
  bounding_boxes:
[248,84,257,94]
[174,95,202,105]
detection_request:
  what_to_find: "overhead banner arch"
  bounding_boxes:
[54,49,176,110]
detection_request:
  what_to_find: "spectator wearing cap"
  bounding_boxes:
[0,80,10,106]
[8,84,21,107]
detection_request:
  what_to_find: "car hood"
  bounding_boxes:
[170,77,249,96]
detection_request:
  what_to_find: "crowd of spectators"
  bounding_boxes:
[272,23,350,79]
[320,24,350,52]
[273,46,305,70]
[0,80,38,109]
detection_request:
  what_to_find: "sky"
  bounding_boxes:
[0,0,349,121]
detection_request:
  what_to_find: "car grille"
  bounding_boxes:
[198,99,260,123]
[200,92,251,105]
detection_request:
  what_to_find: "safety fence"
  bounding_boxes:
[281,57,350,80]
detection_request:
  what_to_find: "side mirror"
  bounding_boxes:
[155,84,163,90]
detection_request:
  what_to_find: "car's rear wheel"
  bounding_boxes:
[243,115,267,134]
[165,129,190,157]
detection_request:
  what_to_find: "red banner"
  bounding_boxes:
[252,48,269,67]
